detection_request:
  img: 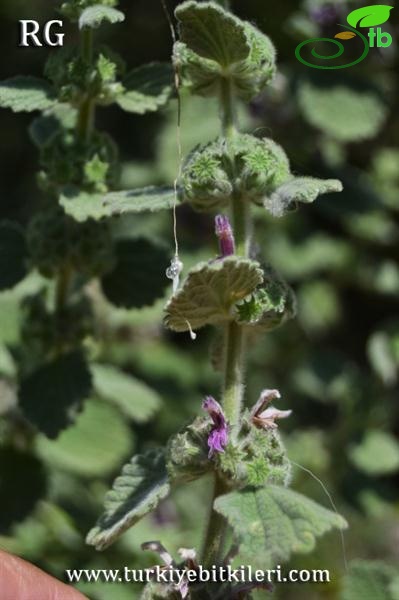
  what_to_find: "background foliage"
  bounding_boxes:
[0,0,398,599]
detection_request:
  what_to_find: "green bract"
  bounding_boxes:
[181,133,290,211]
[174,1,276,100]
[164,257,264,332]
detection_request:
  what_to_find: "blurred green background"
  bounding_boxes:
[0,1,398,599]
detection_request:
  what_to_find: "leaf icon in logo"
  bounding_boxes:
[335,31,357,40]
[347,5,393,28]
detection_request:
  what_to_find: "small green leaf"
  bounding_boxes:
[0,76,55,112]
[214,486,347,569]
[350,430,399,476]
[92,363,161,423]
[19,351,92,439]
[117,63,173,114]
[60,186,176,222]
[164,257,264,332]
[0,447,47,533]
[347,5,393,28]
[86,449,170,550]
[266,177,343,217]
[176,1,249,66]
[101,238,170,309]
[0,222,28,291]
[36,399,132,478]
[341,560,398,600]
[79,5,125,29]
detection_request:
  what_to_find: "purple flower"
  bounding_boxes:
[215,214,235,258]
[250,389,292,430]
[202,396,228,457]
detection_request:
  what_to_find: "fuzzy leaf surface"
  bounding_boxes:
[214,486,347,569]
[165,257,263,332]
[19,351,92,439]
[266,177,343,217]
[79,5,125,29]
[60,186,176,222]
[341,560,398,600]
[101,238,170,309]
[0,222,28,291]
[0,76,55,112]
[86,449,170,550]
[92,363,161,422]
[117,63,173,114]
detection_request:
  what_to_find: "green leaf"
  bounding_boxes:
[266,177,343,217]
[86,449,170,550]
[79,5,125,29]
[367,330,398,386]
[347,5,393,28]
[298,80,388,142]
[164,257,264,332]
[19,351,92,439]
[101,238,170,309]
[176,1,249,66]
[174,3,275,100]
[36,399,132,478]
[214,486,347,569]
[60,186,176,222]
[92,363,161,422]
[350,430,399,476]
[0,447,47,533]
[0,344,16,378]
[341,560,398,600]
[0,76,55,112]
[117,63,173,114]
[0,222,28,291]
[29,104,77,148]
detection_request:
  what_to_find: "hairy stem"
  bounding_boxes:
[201,76,252,568]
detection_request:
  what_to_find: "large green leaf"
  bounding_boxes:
[0,222,28,291]
[298,80,388,142]
[341,560,398,600]
[176,1,249,66]
[0,76,55,112]
[349,430,399,476]
[92,364,161,422]
[0,447,47,533]
[164,257,264,332]
[117,63,173,114]
[19,351,92,439]
[86,449,170,550]
[60,186,176,222]
[79,5,125,29]
[266,177,343,217]
[214,486,347,569]
[101,238,170,309]
[36,399,132,478]
[347,6,393,28]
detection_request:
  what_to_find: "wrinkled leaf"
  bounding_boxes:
[0,222,28,291]
[19,351,92,439]
[86,449,170,550]
[92,363,161,422]
[347,5,393,28]
[117,63,173,114]
[36,399,132,478]
[265,177,343,217]
[0,76,55,112]
[215,486,347,569]
[165,257,263,332]
[101,238,170,309]
[79,5,125,29]
[60,186,176,222]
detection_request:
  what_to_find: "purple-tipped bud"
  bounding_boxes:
[215,214,235,258]
[202,396,228,457]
